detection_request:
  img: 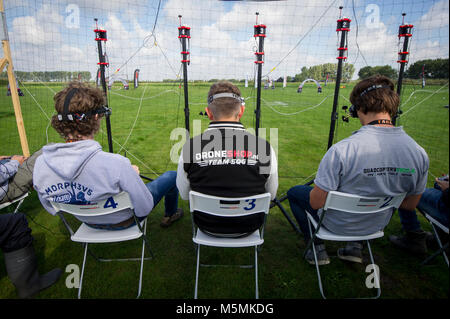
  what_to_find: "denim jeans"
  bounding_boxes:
[145,170,179,217]
[287,185,322,243]
[398,188,449,232]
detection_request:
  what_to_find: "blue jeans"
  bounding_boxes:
[287,185,322,243]
[145,171,179,217]
[88,171,179,230]
[398,187,449,232]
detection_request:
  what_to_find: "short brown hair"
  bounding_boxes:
[350,75,399,118]
[207,81,242,119]
[51,81,105,140]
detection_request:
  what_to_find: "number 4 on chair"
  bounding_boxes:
[104,197,118,209]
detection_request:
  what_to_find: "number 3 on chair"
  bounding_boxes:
[244,199,256,211]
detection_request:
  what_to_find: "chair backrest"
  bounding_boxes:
[189,191,271,217]
[50,192,133,217]
[324,191,406,214]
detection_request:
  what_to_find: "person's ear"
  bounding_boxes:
[237,104,245,119]
[205,107,214,121]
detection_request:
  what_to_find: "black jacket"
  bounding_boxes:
[176,121,278,236]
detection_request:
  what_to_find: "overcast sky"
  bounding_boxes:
[4,0,449,81]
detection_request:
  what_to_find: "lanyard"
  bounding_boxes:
[367,119,393,126]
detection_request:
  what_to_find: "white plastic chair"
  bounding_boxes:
[50,191,153,299]
[189,191,271,299]
[418,208,449,267]
[0,192,29,214]
[305,191,406,299]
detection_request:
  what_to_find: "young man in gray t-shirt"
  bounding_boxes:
[287,75,429,265]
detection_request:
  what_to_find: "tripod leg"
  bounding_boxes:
[272,198,302,234]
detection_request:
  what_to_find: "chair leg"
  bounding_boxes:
[422,242,449,267]
[423,223,449,267]
[255,246,259,299]
[307,219,326,299]
[141,220,154,259]
[78,243,89,299]
[366,240,381,299]
[194,244,200,299]
[13,198,25,214]
[137,237,146,299]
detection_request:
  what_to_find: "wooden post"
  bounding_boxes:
[1,0,30,157]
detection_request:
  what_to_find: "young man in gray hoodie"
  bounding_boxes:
[33,81,183,229]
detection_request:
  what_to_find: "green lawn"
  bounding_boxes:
[0,81,448,299]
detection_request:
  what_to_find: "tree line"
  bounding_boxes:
[277,63,355,83]
[358,58,448,80]
[0,71,92,82]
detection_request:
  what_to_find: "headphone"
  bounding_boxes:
[207,92,245,106]
[347,84,392,118]
[57,88,111,122]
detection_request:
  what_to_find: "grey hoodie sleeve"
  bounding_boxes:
[0,160,20,201]
[118,159,154,218]
[0,159,19,184]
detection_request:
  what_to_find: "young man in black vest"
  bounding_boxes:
[176,81,278,236]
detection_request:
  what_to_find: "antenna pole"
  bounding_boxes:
[394,13,413,125]
[327,7,351,149]
[254,12,266,137]
[94,19,113,152]
[178,15,191,134]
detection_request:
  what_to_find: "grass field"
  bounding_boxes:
[0,80,448,299]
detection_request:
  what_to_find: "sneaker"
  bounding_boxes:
[305,244,330,266]
[160,208,184,228]
[337,242,363,263]
[389,230,427,256]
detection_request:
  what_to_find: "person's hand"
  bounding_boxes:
[435,178,449,191]
[11,155,27,165]
[0,156,10,160]
[131,165,140,175]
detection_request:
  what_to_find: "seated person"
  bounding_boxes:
[390,176,449,255]
[1,213,62,298]
[33,81,182,229]
[176,80,278,237]
[287,75,429,265]
[0,151,42,204]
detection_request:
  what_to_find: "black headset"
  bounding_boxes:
[57,88,111,122]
